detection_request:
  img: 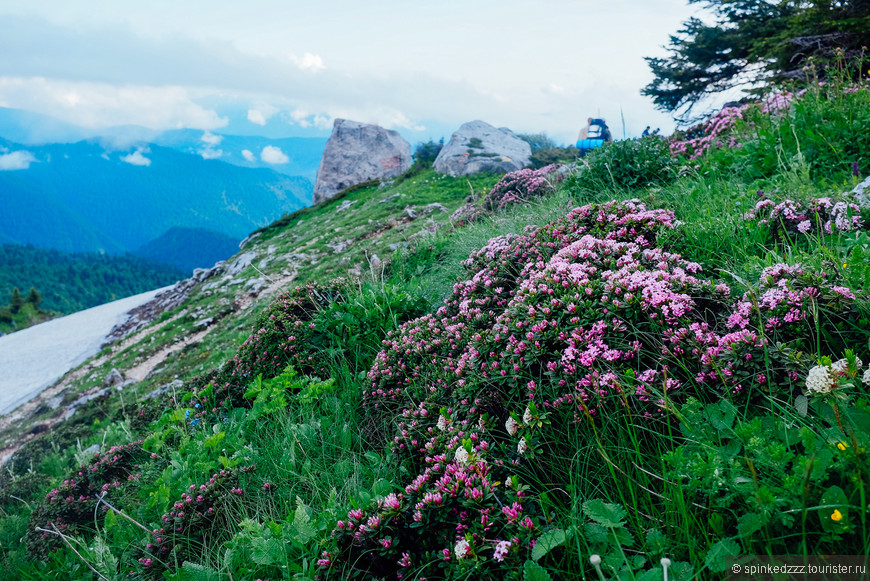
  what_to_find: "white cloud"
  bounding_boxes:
[260,145,289,164]
[199,148,223,160]
[200,131,222,146]
[120,148,151,166]
[247,109,267,125]
[241,149,256,162]
[0,77,228,131]
[0,150,37,170]
[290,108,311,128]
[312,114,333,130]
[289,52,325,73]
[199,131,223,159]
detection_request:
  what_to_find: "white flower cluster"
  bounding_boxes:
[454,539,471,559]
[517,437,528,456]
[454,446,470,465]
[806,365,834,395]
[523,406,533,425]
[863,368,870,386]
[505,416,520,436]
[436,415,449,432]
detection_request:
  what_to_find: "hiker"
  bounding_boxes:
[577,117,592,142]
[642,126,651,137]
[652,128,661,136]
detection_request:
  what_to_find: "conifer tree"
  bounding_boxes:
[26,287,42,310]
[9,287,23,314]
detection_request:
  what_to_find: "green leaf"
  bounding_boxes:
[645,529,668,555]
[292,496,316,544]
[819,485,848,532]
[252,537,284,565]
[583,499,627,528]
[104,508,119,531]
[736,513,766,537]
[203,431,225,449]
[795,395,808,417]
[532,529,566,561]
[637,568,664,581]
[181,561,222,581]
[142,430,165,452]
[523,559,554,581]
[706,401,737,432]
[705,539,740,573]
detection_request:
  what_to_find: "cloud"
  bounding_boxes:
[199,148,223,160]
[120,147,151,166]
[0,150,37,170]
[247,109,267,125]
[290,108,311,128]
[241,149,256,162]
[199,131,223,158]
[200,131,222,146]
[289,52,325,73]
[0,77,228,131]
[260,145,288,164]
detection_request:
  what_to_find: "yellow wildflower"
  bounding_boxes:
[831,509,843,522]
[837,442,848,451]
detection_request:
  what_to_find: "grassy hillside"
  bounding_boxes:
[1,72,870,581]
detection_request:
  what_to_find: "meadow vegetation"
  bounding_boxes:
[1,60,870,580]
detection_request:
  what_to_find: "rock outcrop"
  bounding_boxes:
[851,175,870,208]
[312,119,412,204]
[434,120,531,177]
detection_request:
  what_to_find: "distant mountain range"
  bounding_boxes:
[134,226,240,273]
[0,136,313,269]
[0,107,327,181]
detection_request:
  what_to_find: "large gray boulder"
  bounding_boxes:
[434,120,531,177]
[312,119,412,204]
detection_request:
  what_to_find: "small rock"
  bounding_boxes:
[105,368,124,387]
[238,232,262,250]
[226,252,257,276]
[336,199,359,213]
[326,239,353,254]
[851,175,870,208]
[146,379,184,400]
[81,443,101,456]
[379,193,405,204]
[193,317,214,329]
[423,203,447,214]
[404,207,418,220]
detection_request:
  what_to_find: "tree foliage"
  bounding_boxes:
[643,0,870,120]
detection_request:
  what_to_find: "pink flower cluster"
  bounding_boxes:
[482,165,559,212]
[26,441,146,557]
[138,465,254,580]
[744,196,865,239]
[670,105,749,159]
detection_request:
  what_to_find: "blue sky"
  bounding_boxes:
[0,1,704,145]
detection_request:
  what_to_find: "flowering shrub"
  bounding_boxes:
[25,441,148,559]
[481,165,558,212]
[135,465,254,580]
[669,105,748,160]
[743,196,865,241]
[320,436,538,580]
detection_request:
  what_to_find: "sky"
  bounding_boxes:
[0,1,706,145]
